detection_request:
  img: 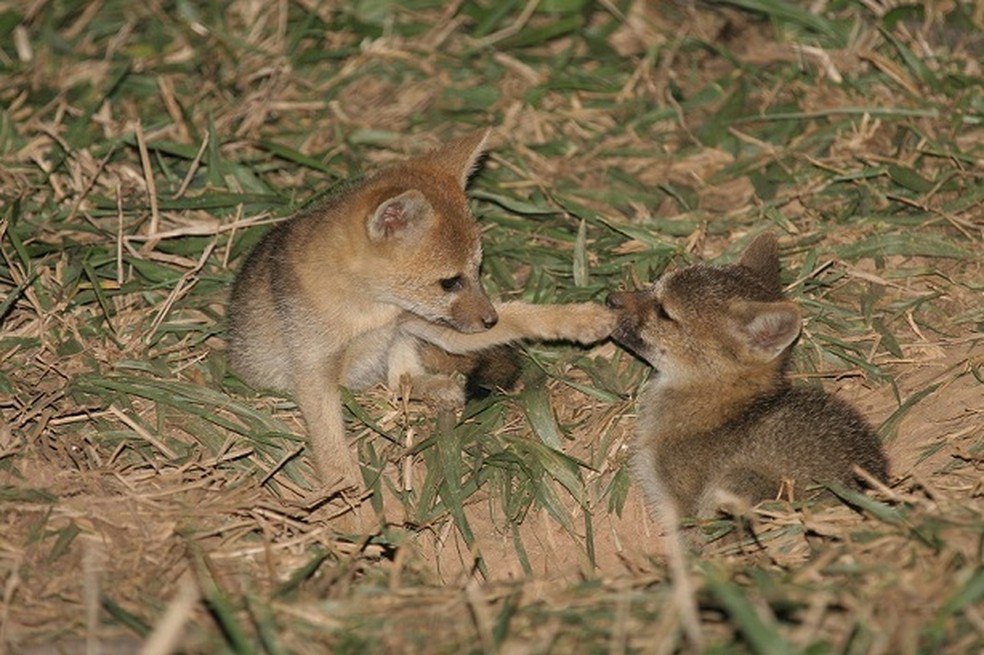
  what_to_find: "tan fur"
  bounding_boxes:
[227,131,615,485]
[607,232,889,525]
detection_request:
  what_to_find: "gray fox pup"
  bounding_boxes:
[227,130,614,486]
[606,232,888,526]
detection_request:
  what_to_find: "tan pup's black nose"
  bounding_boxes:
[482,310,498,329]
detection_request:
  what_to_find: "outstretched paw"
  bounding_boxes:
[566,303,618,344]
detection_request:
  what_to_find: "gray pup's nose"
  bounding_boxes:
[605,292,625,310]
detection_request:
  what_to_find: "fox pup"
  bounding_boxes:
[227,130,614,486]
[607,232,888,526]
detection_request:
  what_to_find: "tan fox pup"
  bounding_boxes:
[227,130,614,486]
[606,232,889,527]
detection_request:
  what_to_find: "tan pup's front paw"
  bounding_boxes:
[334,466,363,492]
[313,451,363,491]
[565,303,618,344]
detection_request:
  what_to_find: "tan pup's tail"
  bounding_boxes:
[418,343,522,399]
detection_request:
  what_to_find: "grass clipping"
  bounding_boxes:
[1,1,983,653]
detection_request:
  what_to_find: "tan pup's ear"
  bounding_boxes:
[367,189,433,242]
[728,300,801,362]
[738,232,781,295]
[423,128,492,188]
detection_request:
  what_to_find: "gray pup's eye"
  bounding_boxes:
[439,275,464,292]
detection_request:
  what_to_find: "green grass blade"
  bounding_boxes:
[705,572,797,655]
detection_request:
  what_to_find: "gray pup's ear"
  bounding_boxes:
[728,300,801,362]
[367,190,433,242]
[738,232,781,295]
[420,128,492,188]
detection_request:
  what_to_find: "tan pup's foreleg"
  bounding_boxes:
[401,302,615,353]
[291,355,362,487]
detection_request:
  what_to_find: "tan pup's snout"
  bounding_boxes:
[451,289,498,333]
[480,302,498,329]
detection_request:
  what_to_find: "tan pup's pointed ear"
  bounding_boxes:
[738,232,781,295]
[423,128,492,188]
[367,189,433,242]
[728,300,801,362]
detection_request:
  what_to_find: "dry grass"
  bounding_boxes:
[1,0,982,652]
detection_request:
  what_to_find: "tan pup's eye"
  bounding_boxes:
[439,275,464,292]
[654,302,674,321]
